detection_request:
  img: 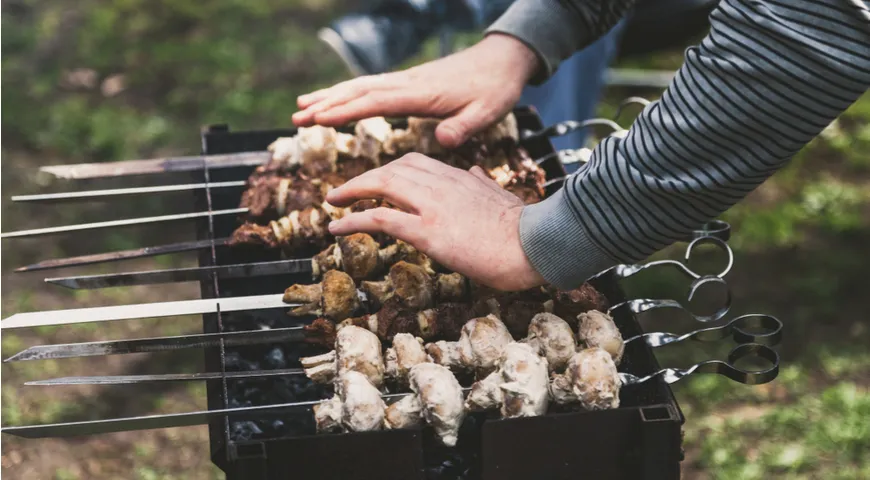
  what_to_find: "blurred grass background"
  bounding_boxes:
[1,1,868,479]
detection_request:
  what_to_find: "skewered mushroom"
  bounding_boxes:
[549,347,621,410]
[314,370,386,433]
[576,310,624,365]
[426,314,514,377]
[465,342,550,418]
[384,333,431,385]
[284,270,361,321]
[383,363,466,447]
[300,324,385,388]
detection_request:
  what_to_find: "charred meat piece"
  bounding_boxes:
[229,222,281,249]
[303,317,337,347]
[238,174,328,221]
[549,347,621,410]
[548,283,611,328]
[300,324,385,388]
[471,294,547,339]
[284,270,361,321]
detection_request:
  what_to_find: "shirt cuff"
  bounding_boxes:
[519,189,617,290]
[484,0,584,84]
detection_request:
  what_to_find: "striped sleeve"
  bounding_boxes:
[518,0,870,289]
[485,0,637,83]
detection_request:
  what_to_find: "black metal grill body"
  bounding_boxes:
[194,107,684,480]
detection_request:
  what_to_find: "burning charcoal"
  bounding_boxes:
[224,351,260,371]
[264,347,287,369]
[230,421,263,441]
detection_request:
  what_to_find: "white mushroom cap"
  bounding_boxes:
[525,313,576,371]
[577,310,624,365]
[550,347,621,411]
[336,325,385,388]
[408,363,466,447]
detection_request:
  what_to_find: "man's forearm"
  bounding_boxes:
[519,0,870,289]
[485,0,637,83]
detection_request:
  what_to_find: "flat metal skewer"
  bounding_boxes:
[0,208,248,239]
[25,369,305,385]
[2,343,778,439]
[38,151,272,180]
[14,238,231,272]
[45,258,313,289]
[4,326,308,362]
[11,181,247,203]
[1,293,293,330]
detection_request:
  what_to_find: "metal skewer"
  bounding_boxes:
[1,343,778,439]
[45,258,313,289]
[0,208,248,239]
[11,181,246,203]
[14,238,231,272]
[38,151,272,180]
[0,294,296,330]
[4,326,308,363]
[22,314,782,386]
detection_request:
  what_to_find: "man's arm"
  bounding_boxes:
[520,0,870,289]
[485,0,637,83]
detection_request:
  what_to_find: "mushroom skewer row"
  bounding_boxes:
[312,234,435,282]
[284,262,469,323]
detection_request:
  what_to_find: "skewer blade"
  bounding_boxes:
[14,238,230,273]
[25,368,305,385]
[0,400,320,439]
[11,181,247,203]
[4,326,307,362]
[39,151,271,180]
[1,293,290,330]
[0,208,248,239]
[45,259,313,290]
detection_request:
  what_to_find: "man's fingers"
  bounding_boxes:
[294,74,405,125]
[297,88,330,109]
[325,166,436,212]
[435,102,502,149]
[329,208,425,246]
[312,90,428,126]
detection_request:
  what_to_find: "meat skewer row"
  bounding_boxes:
[302,281,610,346]
[240,142,546,224]
[229,199,381,253]
[241,113,544,223]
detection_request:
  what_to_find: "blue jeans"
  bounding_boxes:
[519,20,627,157]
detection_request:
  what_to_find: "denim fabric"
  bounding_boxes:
[518,20,627,160]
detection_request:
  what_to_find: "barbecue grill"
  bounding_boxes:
[0,105,781,480]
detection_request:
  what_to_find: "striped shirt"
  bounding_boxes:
[487,0,870,289]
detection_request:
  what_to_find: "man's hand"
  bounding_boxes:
[293,34,540,149]
[325,154,546,291]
